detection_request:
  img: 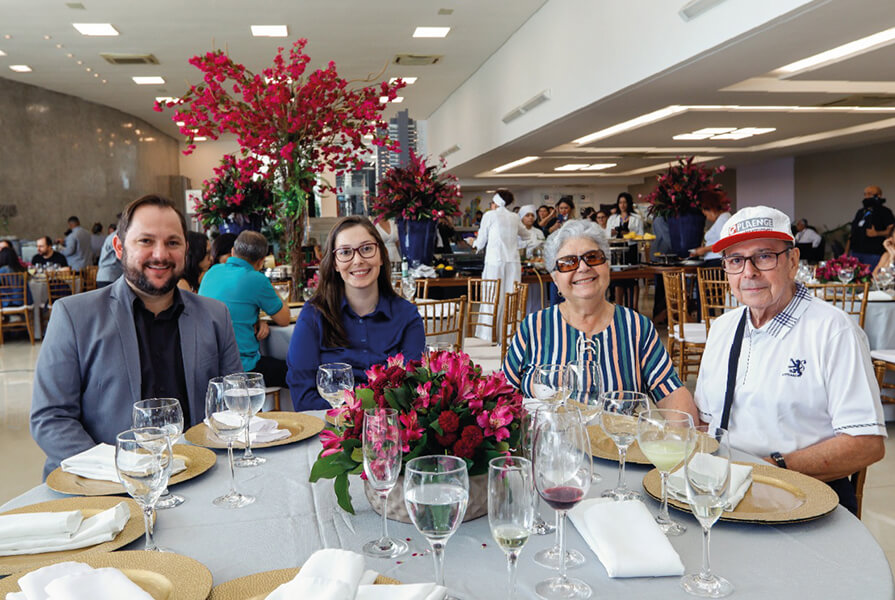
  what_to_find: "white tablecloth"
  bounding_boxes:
[864,300,895,351]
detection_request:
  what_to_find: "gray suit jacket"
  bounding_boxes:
[31,277,243,477]
[60,226,93,270]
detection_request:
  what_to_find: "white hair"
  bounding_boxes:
[544,219,611,271]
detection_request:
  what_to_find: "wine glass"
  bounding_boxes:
[115,427,173,552]
[531,364,572,405]
[637,409,694,536]
[838,267,854,284]
[567,360,603,485]
[402,277,417,301]
[488,456,535,600]
[532,405,592,600]
[681,426,733,598]
[362,408,408,559]
[205,375,255,508]
[132,398,185,510]
[234,372,267,468]
[600,391,648,501]
[317,363,354,409]
[404,455,469,594]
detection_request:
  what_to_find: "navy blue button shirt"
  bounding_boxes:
[286,293,425,411]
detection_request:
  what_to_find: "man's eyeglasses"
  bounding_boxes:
[721,248,790,274]
[554,250,607,273]
[333,242,378,263]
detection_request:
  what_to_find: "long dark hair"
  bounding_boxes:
[0,246,25,272]
[312,216,394,348]
[181,232,209,292]
[211,233,237,265]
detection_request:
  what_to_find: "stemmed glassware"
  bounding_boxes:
[567,360,603,485]
[532,405,592,600]
[600,391,648,501]
[874,266,894,291]
[637,409,694,536]
[317,363,354,410]
[205,375,255,508]
[838,267,854,284]
[115,427,173,552]
[532,364,572,405]
[404,455,469,595]
[132,398,185,509]
[681,426,733,598]
[233,372,267,468]
[520,409,555,538]
[362,408,408,559]
[488,456,535,600]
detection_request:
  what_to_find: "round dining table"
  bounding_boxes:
[2,411,892,599]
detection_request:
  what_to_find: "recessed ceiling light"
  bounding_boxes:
[9,65,32,73]
[72,23,119,36]
[573,106,687,145]
[0,50,5,57]
[389,77,418,85]
[132,76,165,85]
[777,26,895,75]
[692,127,736,135]
[55,43,63,48]
[85,67,91,72]
[413,27,450,38]
[251,25,288,37]
[43,35,51,40]
[66,53,74,58]
[555,164,590,171]
[581,163,617,171]
[493,156,538,173]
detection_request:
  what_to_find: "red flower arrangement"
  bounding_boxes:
[369,151,462,223]
[814,254,872,283]
[643,156,727,218]
[309,351,524,513]
[195,155,276,228]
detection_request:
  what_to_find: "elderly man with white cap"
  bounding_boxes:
[690,205,886,515]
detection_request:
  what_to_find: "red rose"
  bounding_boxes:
[434,432,458,447]
[452,437,476,459]
[438,411,460,433]
[386,366,405,387]
[460,425,484,448]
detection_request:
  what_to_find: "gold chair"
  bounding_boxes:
[853,467,868,520]
[872,350,895,404]
[415,278,429,300]
[513,281,529,319]
[500,290,519,363]
[81,266,98,292]
[42,270,78,331]
[804,281,870,328]
[417,295,467,351]
[466,278,501,345]
[0,272,34,345]
[697,267,738,335]
[662,270,705,382]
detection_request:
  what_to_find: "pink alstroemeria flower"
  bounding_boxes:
[399,411,425,452]
[387,354,406,369]
[319,429,343,457]
[414,381,434,409]
[476,405,514,441]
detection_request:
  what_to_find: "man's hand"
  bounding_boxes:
[255,320,270,340]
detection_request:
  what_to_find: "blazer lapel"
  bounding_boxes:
[178,297,201,422]
[110,279,141,403]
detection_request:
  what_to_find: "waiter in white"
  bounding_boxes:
[473,189,529,342]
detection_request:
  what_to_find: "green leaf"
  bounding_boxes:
[429,420,444,436]
[350,447,364,463]
[403,432,428,463]
[357,388,375,409]
[334,472,355,515]
[309,454,347,482]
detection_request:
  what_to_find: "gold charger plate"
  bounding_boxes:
[0,550,212,599]
[642,462,839,523]
[0,496,144,576]
[46,444,216,496]
[208,567,400,600]
[183,412,325,450]
[587,425,650,464]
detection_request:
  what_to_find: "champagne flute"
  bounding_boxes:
[234,372,267,468]
[681,426,733,598]
[531,364,572,405]
[533,405,592,600]
[206,375,255,508]
[115,427,172,552]
[567,360,603,485]
[362,408,408,559]
[317,363,354,409]
[404,455,469,594]
[637,409,694,536]
[132,398,185,509]
[488,456,535,600]
[600,391,648,501]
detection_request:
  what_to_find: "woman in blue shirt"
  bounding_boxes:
[286,216,425,410]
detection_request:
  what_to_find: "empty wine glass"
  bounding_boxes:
[362,408,408,559]
[234,372,267,468]
[115,427,172,552]
[600,391,648,501]
[567,360,603,485]
[838,267,854,284]
[637,409,694,536]
[520,408,555,538]
[206,375,255,508]
[133,398,185,509]
[532,364,572,405]
[532,405,592,600]
[681,426,733,598]
[404,455,469,594]
[317,363,354,410]
[488,456,535,600]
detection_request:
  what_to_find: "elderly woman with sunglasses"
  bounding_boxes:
[286,216,425,411]
[502,220,697,418]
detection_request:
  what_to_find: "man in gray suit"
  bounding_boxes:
[57,216,93,269]
[32,195,243,478]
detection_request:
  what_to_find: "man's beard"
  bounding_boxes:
[121,247,182,296]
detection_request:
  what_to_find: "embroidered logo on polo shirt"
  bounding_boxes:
[783,358,806,377]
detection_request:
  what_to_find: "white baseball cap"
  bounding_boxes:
[711,205,794,253]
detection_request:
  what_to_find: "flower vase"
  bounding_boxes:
[364,473,488,523]
[219,214,265,235]
[667,212,706,258]
[397,219,438,267]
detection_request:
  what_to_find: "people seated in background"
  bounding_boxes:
[474,210,484,228]
[90,222,105,262]
[688,190,731,268]
[210,233,237,265]
[607,192,644,238]
[688,205,885,514]
[846,185,894,268]
[95,225,123,288]
[502,220,698,421]
[794,218,824,263]
[0,245,26,274]
[286,216,425,411]
[535,205,553,237]
[31,194,242,478]
[873,231,895,277]
[594,209,610,236]
[540,196,576,235]
[57,216,93,270]
[434,215,457,254]
[32,236,68,269]
[518,205,545,258]
[177,232,212,293]
[199,230,290,386]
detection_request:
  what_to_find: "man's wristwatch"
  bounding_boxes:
[770,451,787,469]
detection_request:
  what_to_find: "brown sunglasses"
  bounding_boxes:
[554,250,607,273]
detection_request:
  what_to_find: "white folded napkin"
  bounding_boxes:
[568,499,684,578]
[0,511,83,545]
[667,455,753,512]
[265,549,367,600]
[17,562,93,600]
[60,444,186,483]
[0,502,130,556]
[43,567,154,600]
[356,583,447,600]
[207,412,290,443]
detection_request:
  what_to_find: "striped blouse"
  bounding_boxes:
[502,304,682,402]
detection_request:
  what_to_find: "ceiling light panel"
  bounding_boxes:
[0,50,6,57]
[777,26,895,76]
[555,164,590,171]
[493,156,538,173]
[581,163,617,170]
[72,23,119,36]
[413,27,451,38]
[251,25,288,37]
[132,76,165,85]
[9,65,32,72]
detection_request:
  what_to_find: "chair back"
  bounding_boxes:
[500,290,519,363]
[661,270,688,341]
[804,281,870,328]
[417,295,467,351]
[81,266,98,292]
[415,278,429,300]
[513,281,529,318]
[0,272,28,307]
[697,267,737,334]
[46,270,77,305]
[466,278,501,342]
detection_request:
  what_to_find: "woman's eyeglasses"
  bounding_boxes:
[334,242,379,263]
[554,250,607,273]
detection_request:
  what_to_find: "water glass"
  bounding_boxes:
[488,456,535,600]
[600,391,648,501]
[206,375,255,508]
[115,427,173,552]
[233,372,267,468]
[317,363,354,409]
[636,409,693,536]
[132,398,185,509]
[520,408,556,539]
[567,361,603,426]
[838,267,854,284]
[362,408,408,559]
[404,455,469,592]
[532,364,573,405]
[402,277,417,301]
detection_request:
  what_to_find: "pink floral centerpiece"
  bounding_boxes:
[814,254,872,283]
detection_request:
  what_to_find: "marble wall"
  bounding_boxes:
[0,77,181,240]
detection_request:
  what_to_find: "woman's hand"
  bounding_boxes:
[884,236,895,255]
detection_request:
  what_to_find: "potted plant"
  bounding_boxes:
[195,155,276,233]
[309,351,524,520]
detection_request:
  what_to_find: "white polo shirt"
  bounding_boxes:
[694,284,886,457]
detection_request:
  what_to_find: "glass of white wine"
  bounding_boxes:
[488,456,535,600]
[637,409,693,536]
[233,372,267,468]
[317,363,354,410]
[600,391,648,501]
[532,364,572,405]
[132,398,184,509]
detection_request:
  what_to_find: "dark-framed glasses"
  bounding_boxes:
[554,250,607,273]
[721,248,790,274]
[334,242,378,263]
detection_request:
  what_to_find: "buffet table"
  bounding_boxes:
[2,415,891,599]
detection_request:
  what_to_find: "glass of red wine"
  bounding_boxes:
[532,404,593,600]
